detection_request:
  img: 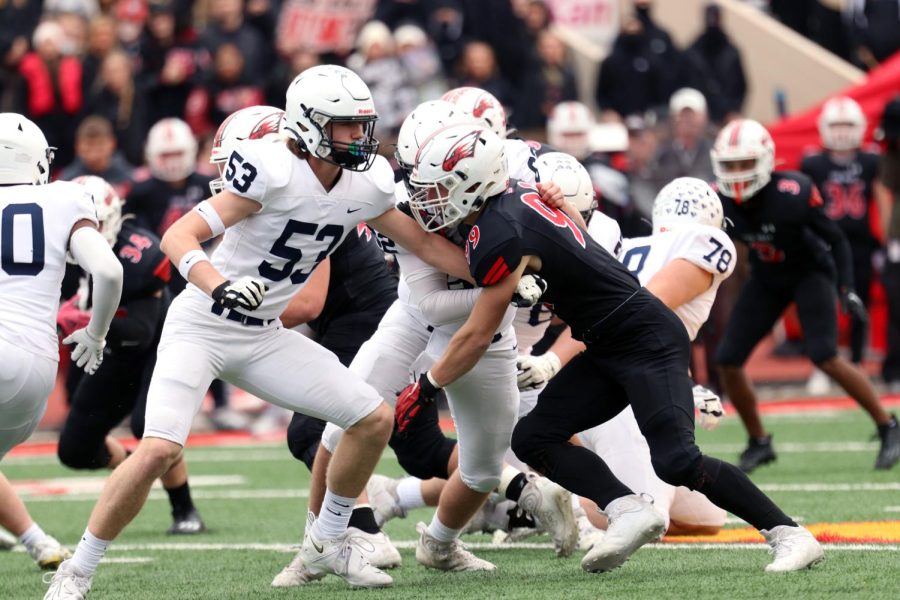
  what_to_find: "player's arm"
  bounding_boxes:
[517,323,585,390]
[644,258,713,310]
[280,258,330,328]
[369,206,473,283]
[69,220,124,342]
[160,190,262,296]
[806,193,854,292]
[874,179,893,241]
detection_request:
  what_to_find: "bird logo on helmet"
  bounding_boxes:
[209,106,284,194]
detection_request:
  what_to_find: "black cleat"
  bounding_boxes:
[167,509,207,535]
[875,415,900,470]
[739,435,776,473]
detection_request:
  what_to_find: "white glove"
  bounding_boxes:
[517,351,561,390]
[63,328,106,375]
[692,384,724,431]
[512,274,548,308]
[212,276,267,311]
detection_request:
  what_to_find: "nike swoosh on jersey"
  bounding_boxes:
[346,207,362,213]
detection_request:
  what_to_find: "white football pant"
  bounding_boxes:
[0,336,56,460]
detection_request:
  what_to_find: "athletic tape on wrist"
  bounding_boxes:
[178,249,211,281]
[193,200,226,237]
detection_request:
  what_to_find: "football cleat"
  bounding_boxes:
[415,522,496,572]
[30,536,72,570]
[581,494,665,573]
[574,504,606,551]
[739,435,777,473]
[365,474,407,527]
[271,512,325,587]
[299,526,392,588]
[516,473,578,557]
[761,526,824,572]
[167,509,207,535]
[462,494,515,535]
[875,415,900,470]
[42,559,92,599]
[345,527,401,569]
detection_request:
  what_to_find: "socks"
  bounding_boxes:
[396,477,426,510]
[70,529,110,576]
[501,468,528,502]
[313,490,356,540]
[426,515,461,543]
[165,482,195,516]
[348,505,380,534]
[19,523,46,551]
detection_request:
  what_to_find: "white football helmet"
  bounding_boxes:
[409,124,508,232]
[209,105,284,194]
[0,113,54,185]
[652,177,724,234]
[283,64,379,171]
[710,119,775,203]
[547,102,595,159]
[441,87,507,139]
[818,96,866,152]
[534,152,597,221]
[72,175,124,247]
[145,118,198,183]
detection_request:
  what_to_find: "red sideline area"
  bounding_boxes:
[11,394,900,458]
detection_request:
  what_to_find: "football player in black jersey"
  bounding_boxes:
[395,123,823,574]
[57,176,206,535]
[802,96,882,367]
[712,118,900,472]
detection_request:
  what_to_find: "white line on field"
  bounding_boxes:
[885,506,900,512]
[701,441,878,454]
[3,448,399,466]
[23,488,310,503]
[759,482,900,492]
[102,557,154,564]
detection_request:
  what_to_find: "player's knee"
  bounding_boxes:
[57,434,108,470]
[132,437,183,478]
[391,432,456,480]
[349,401,393,444]
[287,415,325,469]
[511,414,544,465]
[810,350,838,368]
[459,468,501,494]
[651,450,702,488]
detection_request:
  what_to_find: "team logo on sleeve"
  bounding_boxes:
[777,179,801,196]
[443,130,481,171]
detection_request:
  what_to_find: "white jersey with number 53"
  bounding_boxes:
[184,139,396,320]
[619,225,736,340]
[0,181,97,359]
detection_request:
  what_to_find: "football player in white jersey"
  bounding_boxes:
[0,114,122,571]
[45,66,485,598]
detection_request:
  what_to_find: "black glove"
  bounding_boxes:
[839,288,869,323]
[212,277,267,311]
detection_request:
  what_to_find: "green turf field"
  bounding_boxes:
[3,409,899,599]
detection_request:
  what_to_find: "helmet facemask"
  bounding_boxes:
[295,107,379,171]
[408,175,467,232]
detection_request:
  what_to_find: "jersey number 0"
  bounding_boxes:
[1,203,44,276]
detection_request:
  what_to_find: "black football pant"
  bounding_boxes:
[58,351,154,470]
[513,291,795,532]
[883,257,900,383]
[849,243,873,364]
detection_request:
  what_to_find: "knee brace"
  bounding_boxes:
[287,414,326,471]
[389,428,457,480]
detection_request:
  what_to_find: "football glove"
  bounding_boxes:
[692,384,724,431]
[212,277,267,311]
[839,288,869,323]
[395,371,441,435]
[63,328,106,375]
[511,274,548,307]
[57,295,91,338]
[517,351,561,390]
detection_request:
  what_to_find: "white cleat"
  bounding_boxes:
[415,522,496,572]
[581,494,665,573]
[366,475,407,528]
[574,505,606,551]
[300,527,393,588]
[271,512,326,588]
[30,536,72,570]
[762,526,824,572]
[516,473,578,557]
[346,527,402,569]
[42,559,92,599]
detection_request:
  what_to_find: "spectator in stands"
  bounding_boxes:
[876,96,900,391]
[186,43,265,136]
[200,0,267,84]
[624,114,660,224]
[115,0,147,56]
[456,41,513,109]
[521,0,553,37]
[264,49,319,110]
[59,116,135,198]
[0,0,42,102]
[845,0,900,70]
[427,0,467,75]
[350,21,418,137]
[87,49,148,165]
[395,24,446,103]
[595,15,666,120]
[82,16,119,96]
[375,0,431,29]
[140,1,209,125]
[18,20,83,168]
[634,0,681,98]
[680,3,747,124]
[650,88,714,194]
[514,29,578,130]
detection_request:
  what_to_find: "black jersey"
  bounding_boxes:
[462,180,642,340]
[721,171,854,289]
[800,150,880,246]
[125,171,214,237]
[309,224,398,335]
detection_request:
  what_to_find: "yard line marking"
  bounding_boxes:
[759,483,900,492]
[22,488,310,503]
[885,507,900,512]
[2,448,399,466]
[701,441,878,454]
[13,475,244,498]
[101,557,154,564]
